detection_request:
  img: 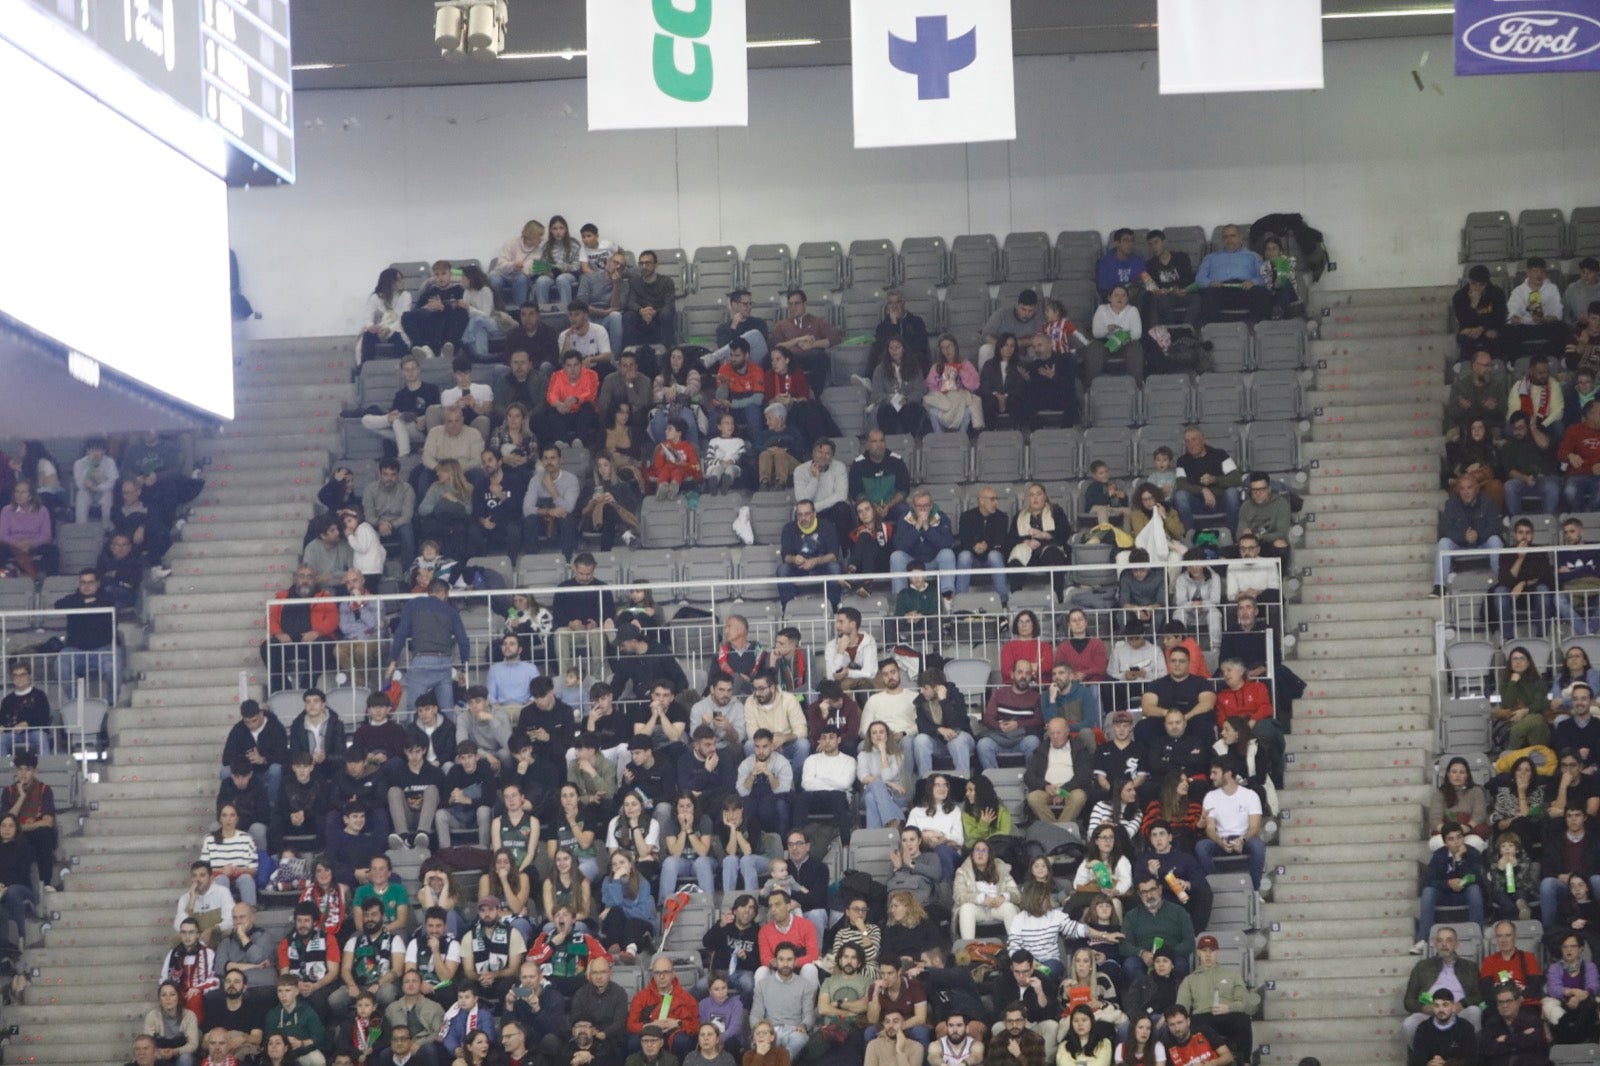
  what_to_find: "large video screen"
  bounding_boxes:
[0,35,234,420]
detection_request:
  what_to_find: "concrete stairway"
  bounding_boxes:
[1252,288,1454,1065]
[5,339,348,1065]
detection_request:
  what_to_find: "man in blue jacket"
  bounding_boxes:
[1434,477,1503,597]
[777,499,841,610]
[888,489,956,598]
[1195,226,1270,324]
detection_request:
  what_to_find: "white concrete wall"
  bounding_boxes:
[229,35,1600,340]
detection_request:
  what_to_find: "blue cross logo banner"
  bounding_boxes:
[852,0,1015,148]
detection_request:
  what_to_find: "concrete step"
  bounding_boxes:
[1294,654,1432,678]
[75,796,215,822]
[1297,546,1433,571]
[1276,819,1422,846]
[35,910,182,939]
[1274,782,1430,808]
[1285,746,1431,773]
[235,382,357,405]
[235,335,351,357]
[1309,403,1440,427]
[129,647,257,673]
[1297,676,1432,700]
[1299,582,1434,606]
[134,665,261,690]
[1296,711,1430,737]
[169,519,316,542]
[1291,635,1434,659]
[1274,859,1418,886]
[1302,489,1444,513]
[1301,526,1436,550]
[1322,303,1448,325]
[1309,418,1441,443]
[1297,454,1441,478]
[234,398,353,422]
[129,684,255,711]
[1305,386,1442,409]
[1294,689,1434,715]
[1318,320,1450,340]
[216,419,340,442]
[66,832,199,856]
[1294,599,1437,623]
[193,484,319,509]
[84,776,213,802]
[33,888,185,913]
[1269,876,1418,902]
[200,449,330,472]
[146,605,265,630]
[1314,285,1456,308]
[145,626,262,652]
[64,851,197,878]
[1284,765,1429,788]
[1260,955,1413,983]
[168,540,302,562]
[1273,839,1428,865]
[1266,898,1415,923]
[118,700,256,727]
[1310,334,1450,364]
[1297,617,1434,640]
[1285,729,1432,754]
[23,975,159,1005]
[88,757,213,781]
[1300,436,1441,461]
[1305,471,1439,495]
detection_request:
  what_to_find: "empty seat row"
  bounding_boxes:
[1088,370,1303,427]
[1460,207,1600,263]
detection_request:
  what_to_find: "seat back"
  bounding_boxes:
[1201,322,1251,373]
[639,498,690,549]
[691,246,741,295]
[1141,374,1194,425]
[796,241,845,292]
[1254,319,1307,371]
[973,429,1026,484]
[744,243,794,299]
[1081,427,1133,479]
[848,239,898,289]
[1160,225,1209,267]
[1245,420,1300,473]
[837,288,886,334]
[1002,231,1054,281]
[1249,371,1302,421]
[1571,206,1600,259]
[1087,376,1140,428]
[678,295,726,344]
[1194,374,1247,424]
[919,433,970,485]
[950,233,1002,285]
[899,237,949,289]
[1136,423,1187,475]
[693,495,748,549]
[1028,427,1082,480]
[1516,208,1567,260]
[1460,211,1516,263]
[650,248,690,293]
[942,283,994,342]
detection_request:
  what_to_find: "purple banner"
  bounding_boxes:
[1455,0,1600,75]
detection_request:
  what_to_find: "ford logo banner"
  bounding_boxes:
[1456,0,1600,75]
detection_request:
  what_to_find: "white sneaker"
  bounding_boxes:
[149,565,172,580]
[851,374,871,390]
[440,342,455,361]
[1409,939,1426,955]
[621,531,637,546]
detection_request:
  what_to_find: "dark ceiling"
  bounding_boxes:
[288,1,1453,90]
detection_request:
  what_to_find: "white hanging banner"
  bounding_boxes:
[587,0,748,130]
[850,0,1015,149]
[1158,0,1325,94]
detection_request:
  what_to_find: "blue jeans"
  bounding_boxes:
[598,311,624,354]
[1541,875,1600,924]
[1418,884,1484,940]
[403,653,456,716]
[1436,535,1502,588]
[62,645,115,702]
[659,854,715,895]
[911,731,975,777]
[1568,476,1600,513]
[1505,476,1561,515]
[1173,486,1240,531]
[705,330,771,368]
[743,776,791,839]
[0,882,36,943]
[863,778,909,827]
[777,560,840,609]
[722,853,765,893]
[493,271,531,309]
[0,729,54,757]
[890,548,956,595]
[1196,836,1268,890]
[977,729,1039,769]
[955,548,1010,600]
[524,510,580,559]
[1560,593,1600,637]
[461,316,505,361]
[534,273,576,306]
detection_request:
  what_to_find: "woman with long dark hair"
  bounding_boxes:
[359,266,412,362]
[869,336,927,435]
[598,850,656,961]
[537,215,582,306]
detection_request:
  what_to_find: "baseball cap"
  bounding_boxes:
[1197,934,1219,950]
[1109,710,1135,725]
[477,895,501,910]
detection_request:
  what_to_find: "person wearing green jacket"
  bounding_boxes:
[1176,934,1259,1062]
[1496,646,1551,751]
[1121,877,1196,980]
[264,976,328,1064]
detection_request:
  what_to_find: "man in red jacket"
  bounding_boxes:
[627,957,700,1056]
[260,565,339,692]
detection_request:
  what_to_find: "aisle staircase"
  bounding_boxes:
[4,338,349,1064]
[1253,288,1455,1064]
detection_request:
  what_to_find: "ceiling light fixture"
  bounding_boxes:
[1321,6,1452,19]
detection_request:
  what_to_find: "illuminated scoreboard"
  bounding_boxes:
[31,0,295,184]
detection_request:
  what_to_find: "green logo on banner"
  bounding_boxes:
[652,0,713,102]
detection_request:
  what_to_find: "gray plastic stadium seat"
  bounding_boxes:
[796,241,845,291]
[1245,420,1300,473]
[1028,427,1082,480]
[1087,376,1140,428]
[629,550,678,589]
[974,430,1026,484]
[58,523,104,572]
[738,546,782,601]
[650,248,690,293]
[465,554,513,586]
[1209,224,1252,253]
[1194,374,1247,424]
[995,281,1044,310]
[1053,231,1102,289]
[1459,211,1515,264]
[902,285,943,331]
[837,288,886,335]
[831,435,862,468]
[829,345,871,389]
[1249,372,1303,422]
[899,237,949,289]
[847,239,897,289]
[679,295,727,344]
[1517,208,1568,260]
[1081,427,1134,480]
[1160,226,1208,266]
[639,498,690,549]
[747,492,795,546]
[1572,207,1600,259]
[1201,322,1251,373]
[693,494,748,548]
[1141,374,1194,426]
[388,261,431,298]
[919,434,969,485]
[691,246,740,295]
[921,483,965,518]
[744,244,793,298]
[1136,424,1186,474]
[1253,319,1307,371]
[942,284,994,342]
[821,385,868,439]
[1002,232,1054,282]
[950,234,1003,285]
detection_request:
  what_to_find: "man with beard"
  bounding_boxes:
[980,1003,1043,1066]
[565,1018,625,1066]
[817,943,873,1051]
[262,566,339,692]
[463,894,529,1005]
[333,899,404,1014]
[202,969,266,1061]
[703,895,761,1002]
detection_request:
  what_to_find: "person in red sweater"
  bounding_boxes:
[715,340,768,438]
[1479,919,1542,1007]
[755,889,820,980]
[545,350,601,447]
[628,958,700,1056]
[1054,608,1109,682]
[762,349,836,446]
[1215,658,1285,790]
[645,418,700,501]
[1563,399,1600,511]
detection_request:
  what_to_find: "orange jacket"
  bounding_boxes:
[268,588,339,639]
[628,976,699,1035]
[546,367,600,407]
